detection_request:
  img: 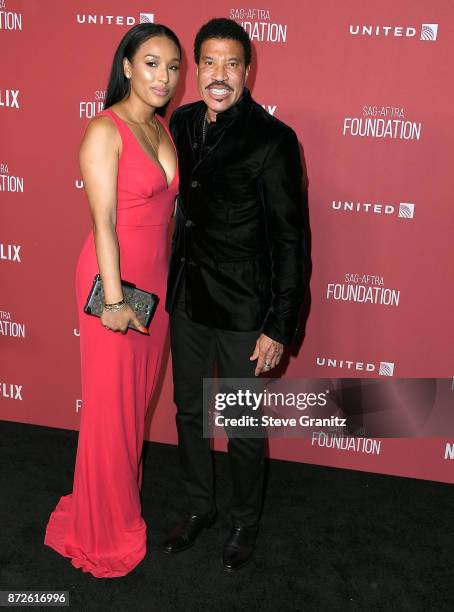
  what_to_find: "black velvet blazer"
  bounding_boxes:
[165,88,309,345]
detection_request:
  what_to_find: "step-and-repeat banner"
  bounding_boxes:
[2,1,453,483]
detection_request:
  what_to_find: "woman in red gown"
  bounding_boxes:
[44,23,181,578]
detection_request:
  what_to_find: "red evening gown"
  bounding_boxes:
[44,109,178,578]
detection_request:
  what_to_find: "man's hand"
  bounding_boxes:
[249,333,284,376]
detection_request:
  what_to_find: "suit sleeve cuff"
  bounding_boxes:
[261,310,299,346]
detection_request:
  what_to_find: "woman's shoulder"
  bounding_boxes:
[82,112,119,144]
[87,111,117,132]
[80,112,122,160]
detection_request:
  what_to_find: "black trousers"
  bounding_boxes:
[170,287,266,527]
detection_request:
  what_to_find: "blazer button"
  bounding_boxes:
[191,180,200,188]
[185,219,195,228]
[180,256,186,263]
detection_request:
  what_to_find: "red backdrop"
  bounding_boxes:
[1,0,453,483]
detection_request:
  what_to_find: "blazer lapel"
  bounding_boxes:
[193,128,229,173]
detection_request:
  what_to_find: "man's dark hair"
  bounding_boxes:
[194,18,251,66]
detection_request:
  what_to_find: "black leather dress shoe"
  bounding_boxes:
[163,513,215,553]
[222,524,258,572]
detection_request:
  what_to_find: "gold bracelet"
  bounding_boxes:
[103,299,126,311]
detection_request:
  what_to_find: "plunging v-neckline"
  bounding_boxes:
[108,109,178,189]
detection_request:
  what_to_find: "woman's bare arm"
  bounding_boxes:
[80,116,123,304]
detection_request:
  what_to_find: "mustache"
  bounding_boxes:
[206,81,233,91]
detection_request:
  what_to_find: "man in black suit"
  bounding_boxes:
[163,17,309,571]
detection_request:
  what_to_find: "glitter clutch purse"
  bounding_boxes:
[83,274,158,330]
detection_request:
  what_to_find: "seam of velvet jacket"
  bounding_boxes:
[165,88,308,346]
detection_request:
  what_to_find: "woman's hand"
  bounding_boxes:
[101,304,148,335]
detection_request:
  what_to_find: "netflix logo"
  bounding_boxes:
[0,243,21,262]
[0,382,23,401]
[0,89,19,109]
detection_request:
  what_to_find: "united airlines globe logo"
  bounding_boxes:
[140,13,154,24]
[420,24,438,41]
[398,203,415,219]
[378,362,395,377]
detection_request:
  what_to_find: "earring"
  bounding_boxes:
[126,73,131,79]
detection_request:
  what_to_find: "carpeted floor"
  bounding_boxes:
[0,420,453,612]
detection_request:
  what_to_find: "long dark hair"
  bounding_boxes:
[104,23,181,116]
